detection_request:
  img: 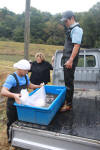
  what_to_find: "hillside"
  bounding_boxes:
[0,41,63,61]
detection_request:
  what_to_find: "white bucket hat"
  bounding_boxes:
[13,59,31,70]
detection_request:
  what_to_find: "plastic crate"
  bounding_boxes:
[14,85,66,125]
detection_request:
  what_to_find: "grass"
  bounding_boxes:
[0,41,63,62]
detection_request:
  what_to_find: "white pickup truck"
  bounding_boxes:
[10,49,100,150]
[53,49,100,90]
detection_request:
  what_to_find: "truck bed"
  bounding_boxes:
[11,97,100,150]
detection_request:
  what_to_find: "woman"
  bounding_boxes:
[30,52,53,85]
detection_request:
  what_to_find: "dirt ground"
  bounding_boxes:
[0,100,15,150]
[0,99,24,150]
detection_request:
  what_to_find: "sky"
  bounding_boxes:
[0,0,100,15]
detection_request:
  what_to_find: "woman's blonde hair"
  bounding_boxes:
[35,52,45,61]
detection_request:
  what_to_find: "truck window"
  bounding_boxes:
[77,55,96,67]
[61,54,96,68]
[77,55,84,67]
[86,55,96,67]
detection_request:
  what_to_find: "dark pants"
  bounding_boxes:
[64,66,75,106]
[6,103,18,139]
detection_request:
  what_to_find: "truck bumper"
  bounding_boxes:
[11,123,100,150]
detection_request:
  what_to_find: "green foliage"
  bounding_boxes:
[0,37,10,41]
[0,2,100,48]
[95,37,100,48]
[13,27,24,42]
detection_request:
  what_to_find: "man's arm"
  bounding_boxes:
[1,87,21,104]
[28,83,44,89]
[64,44,80,69]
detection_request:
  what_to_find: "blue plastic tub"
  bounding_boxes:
[14,85,66,125]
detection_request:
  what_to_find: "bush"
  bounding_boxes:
[0,37,10,41]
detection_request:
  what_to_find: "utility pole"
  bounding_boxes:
[24,0,31,60]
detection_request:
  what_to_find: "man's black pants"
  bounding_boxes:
[64,66,75,106]
[6,103,18,139]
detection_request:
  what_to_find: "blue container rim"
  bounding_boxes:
[14,85,66,112]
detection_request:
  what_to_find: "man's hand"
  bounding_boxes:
[13,93,21,104]
[64,58,73,69]
[40,82,44,87]
[1,87,21,104]
[28,82,44,90]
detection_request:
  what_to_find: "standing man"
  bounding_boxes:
[60,11,83,112]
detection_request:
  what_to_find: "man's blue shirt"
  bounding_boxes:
[3,72,30,90]
[70,23,83,45]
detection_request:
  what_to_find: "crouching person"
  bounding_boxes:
[1,59,43,143]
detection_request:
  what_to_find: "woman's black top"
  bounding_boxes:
[30,61,53,85]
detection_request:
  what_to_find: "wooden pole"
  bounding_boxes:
[24,0,31,60]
